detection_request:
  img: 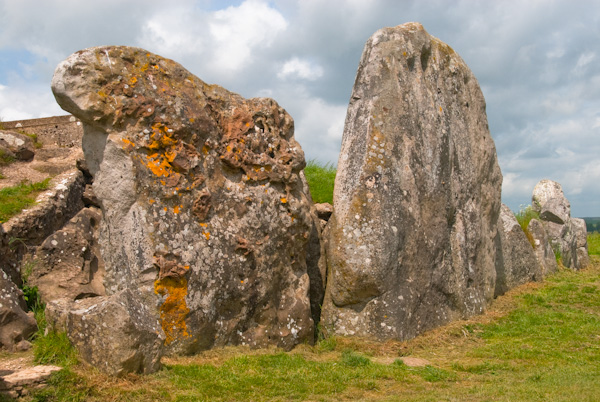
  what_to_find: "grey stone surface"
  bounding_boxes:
[322,22,502,341]
[29,207,105,303]
[0,130,35,161]
[0,269,37,351]
[495,204,542,297]
[527,218,559,276]
[531,179,588,270]
[61,290,164,376]
[51,46,321,363]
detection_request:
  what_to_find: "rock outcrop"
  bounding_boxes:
[322,23,502,340]
[0,269,37,352]
[51,46,323,371]
[0,131,35,162]
[494,204,542,297]
[531,180,588,269]
[29,207,105,303]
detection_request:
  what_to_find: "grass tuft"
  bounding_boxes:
[0,178,50,222]
[0,148,16,166]
[304,160,336,204]
[515,205,540,247]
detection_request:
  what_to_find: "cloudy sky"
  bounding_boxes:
[0,0,598,217]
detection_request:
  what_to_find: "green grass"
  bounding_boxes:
[23,258,600,401]
[0,178,50,222]
[588,232,600,255]
[304,160,336,204]
[515,204,540,247]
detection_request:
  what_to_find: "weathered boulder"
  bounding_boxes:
[53,290,164,376]
[531,180,588,269]
[0,130,35,161]
[51,46,321,362]
[0,269,37,351]
[494,204,542,297]
[314,203,333,222]
[322,23,502,340]
[29,207,105,303]
[527,218,559,276]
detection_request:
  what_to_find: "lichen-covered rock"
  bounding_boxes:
[527,218,559,276]
[61,290,164,376]
[29,207,105,303]
[0,130,35,161]
[51,46,320,359]
[531,180,588,270]
[322,23,502,341]
[0,269,37,351]
[495,204,542,297]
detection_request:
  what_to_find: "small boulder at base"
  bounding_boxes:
[322,23,502,341]
[60,290,164,376]
[51,46,321,366]
[495,204,542,297]
[0,269,37,351]
[0,130,35,161]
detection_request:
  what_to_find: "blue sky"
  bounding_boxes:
[0,0,599,216]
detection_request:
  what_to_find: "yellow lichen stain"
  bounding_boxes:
[129,76,138,86]
[141,63,149,72]
[202,145,209,155]
[280,197,287,204]
[154,274,191,345]
[189,118,195,123]
[97,90,107,98]
[403,52,407,56]
[439,106,443,112]
[160,180,166,186]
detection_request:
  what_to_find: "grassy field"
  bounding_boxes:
[588,232,600,255]
[303,160,336,204]
[0,179,50,223]
[12,256,599,402]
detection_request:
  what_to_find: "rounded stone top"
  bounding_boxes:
[531,179,567,213]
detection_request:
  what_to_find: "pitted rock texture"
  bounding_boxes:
[322,23,502,341]
[29,207,105,303]
[495,204,542,297]
[531,180,588,269]
[0,269,37,351]
[51,46,321,358]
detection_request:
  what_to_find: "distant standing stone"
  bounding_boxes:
[322,22,502,341]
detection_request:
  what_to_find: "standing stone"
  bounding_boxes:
[51,46,320,364]
[322,23,502,340]
[495,204,542,297]
[531,180,588,269]
[527,218,559,276]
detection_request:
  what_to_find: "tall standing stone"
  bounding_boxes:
[322,23,502,340]
[51,46,321,369]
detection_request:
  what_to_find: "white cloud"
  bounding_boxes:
[0,84,63,121]
[208,0,287,73]
[278,58,324,81]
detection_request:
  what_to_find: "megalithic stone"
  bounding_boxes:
[322,23,502,341]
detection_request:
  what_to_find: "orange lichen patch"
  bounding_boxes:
[203,232,210,240]
[154,275,191,345]
[439,106,443,112]
[149,199,155,204]
[97,90,107,98]
[189,118,195,123]
[199,223,208,228]
[202,145,210,155]
[160,180,166,185]
[129,76,138,86]
[121,138,135,151]
[173,205,181,214]
[164,207,168,212]
[146,156,174,177]
[280,197,288,204]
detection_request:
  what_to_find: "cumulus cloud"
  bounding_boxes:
[278,58,324,81]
